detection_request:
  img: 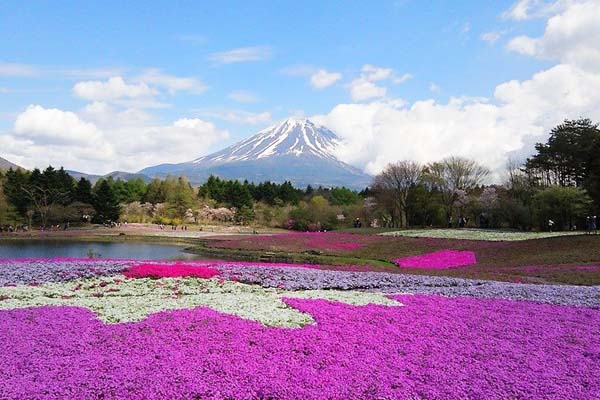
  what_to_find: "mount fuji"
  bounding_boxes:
[139,118,372,189]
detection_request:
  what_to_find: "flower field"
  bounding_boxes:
[1,259,600,399]
[204,232,600,285]
[381,229,582,241]
[393,250,477,269]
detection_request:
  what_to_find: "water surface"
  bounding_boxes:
[0,240,199,260]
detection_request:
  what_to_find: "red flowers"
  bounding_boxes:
[123,263,221,279]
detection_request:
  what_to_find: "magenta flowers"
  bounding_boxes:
[394,250,477,269]
[1,295,599,399]
[123,263,220,279]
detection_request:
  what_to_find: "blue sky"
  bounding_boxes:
[1,0,598,177]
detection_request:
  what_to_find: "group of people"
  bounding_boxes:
[158,224,189,231]
[0,224,28,233]
[586,216,598,234]
[448,216,469,229]
[353,218,362,228]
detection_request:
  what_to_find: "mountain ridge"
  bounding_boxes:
[139,118,372,189]
[0,156,22,171]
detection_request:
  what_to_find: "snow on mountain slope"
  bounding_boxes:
[139,118,372,188]
[193,118,340,164]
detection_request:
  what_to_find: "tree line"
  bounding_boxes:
[369,119,599,231]
[1,118,598,232]
[0,167,361,229]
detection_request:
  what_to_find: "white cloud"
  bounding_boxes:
[228,90,260,103]
[314,63,600,179]
[109,118,229,171]
[0,63,125,79]
[347,79,387,101]
[280,65,342,89]
[0,62,39,77]
[506,36,538,55]
[280,64,316,76]
[138,69,207,94]
[379,0,600,178]
[502,0,575,20]
[346,65,411,101]
[73,77,158,101]
[208,46,272,64]
[429,82,441,92]
[58,67,125,79]
[361,65,394,81]
[200,109,272,125]
[506,1,600,71]
[393,73,413,84]
[309,69,342,89]
[481,31,507,44]
[1,104,229,173]
[14,105,103,145]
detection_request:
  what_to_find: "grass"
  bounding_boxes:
[201,232,600,285]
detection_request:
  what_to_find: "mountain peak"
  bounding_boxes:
[193,117,339,164]
[0,156,22,171]
[139,118,372,189]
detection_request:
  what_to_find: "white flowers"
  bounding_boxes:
[0,276,401,327]
[381,229,582,241]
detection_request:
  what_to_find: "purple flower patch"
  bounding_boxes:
[0,295,599,399]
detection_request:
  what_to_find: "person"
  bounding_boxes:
[592,216,597,234]
[448,216,453,228]
[458,216,465,228]
[548,219,554,232]
[586,216,591,234]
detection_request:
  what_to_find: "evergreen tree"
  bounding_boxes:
[75,178,94,204]
[93,180,121,222]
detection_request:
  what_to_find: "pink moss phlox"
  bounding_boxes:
[0,295,599,398]
[394,249,477,269]
[232,232,371,252]
[123,263,221,279]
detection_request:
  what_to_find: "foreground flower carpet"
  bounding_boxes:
[1,259,599,399]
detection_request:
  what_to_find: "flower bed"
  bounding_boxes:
[0,275,398,325]
[215,264,600,307]
[1,294,598,399]
[208,232,378,253]
[393,250,477,269]
[123,263,221,279]
[0,259,128,286]
[2,259,599,307]
[382,229,583,241]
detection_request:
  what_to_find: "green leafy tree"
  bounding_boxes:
[532,186,593,231]
[329,187,361,206]
[526,118,600,213]
[143,178,165,204]
[166,177,195,218]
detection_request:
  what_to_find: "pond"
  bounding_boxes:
[0,240,200,260]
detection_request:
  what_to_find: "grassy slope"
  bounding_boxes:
[201,232,600,285]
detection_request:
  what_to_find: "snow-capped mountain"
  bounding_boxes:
[194,118,340,164]
[139,118,372,189]
[0,156,22,171]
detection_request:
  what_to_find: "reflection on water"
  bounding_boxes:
[0,240,199,260]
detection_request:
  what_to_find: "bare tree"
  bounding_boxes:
[372,160,422,228]
[424,156,490,220]
[21,184,70,228]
